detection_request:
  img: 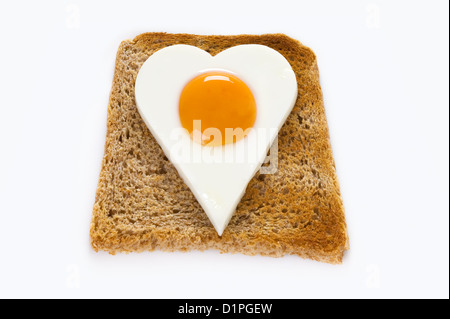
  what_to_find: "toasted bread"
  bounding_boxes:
[90,32,349,264]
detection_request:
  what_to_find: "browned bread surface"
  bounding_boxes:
[90,32,349,264]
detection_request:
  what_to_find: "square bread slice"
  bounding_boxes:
[90,32,349,264]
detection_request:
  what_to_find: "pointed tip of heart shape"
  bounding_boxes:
[210,216,228,237]
[215,225,225,237]
[200,197,235,237]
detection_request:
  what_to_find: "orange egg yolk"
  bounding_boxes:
[179,72,257,146]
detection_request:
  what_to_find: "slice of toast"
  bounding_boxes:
[90,32,349,264]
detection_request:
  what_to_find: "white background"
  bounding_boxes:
[0,0,448,299]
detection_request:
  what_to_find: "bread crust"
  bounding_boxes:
[90,32,349,264]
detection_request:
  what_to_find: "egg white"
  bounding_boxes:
[135,44,297,235]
